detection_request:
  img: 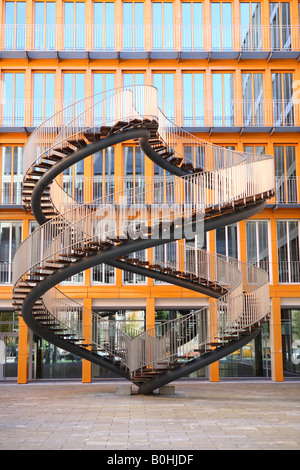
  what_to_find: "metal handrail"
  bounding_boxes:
[13,84,274,374]
[1,98,298,129]
[1,24,300,52]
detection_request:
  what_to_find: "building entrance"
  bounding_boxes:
[0,333,18,380]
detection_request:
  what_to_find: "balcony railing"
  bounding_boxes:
[278,261,300,284]
[167,99,300,129]
[1,99,300,130]
[1,174,299,207]
[0,262,13,284]
[0,24,300,55]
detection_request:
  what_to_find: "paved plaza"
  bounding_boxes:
[0,379,299,450]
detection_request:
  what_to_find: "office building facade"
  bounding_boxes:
[0,0,299,383]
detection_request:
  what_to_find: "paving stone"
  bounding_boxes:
[0,380,299,450]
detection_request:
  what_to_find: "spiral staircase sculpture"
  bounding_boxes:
[12,86,275,394]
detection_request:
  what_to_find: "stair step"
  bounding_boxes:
[83,132,101,142]
[52,146,73,156]
[67,139,87,148]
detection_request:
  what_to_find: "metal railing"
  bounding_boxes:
[127,243,270,371]
[1,98,299,129]
[1,24,300,53]
[278,261,300,284]
[0,262,13,285]
[13,84,274,373]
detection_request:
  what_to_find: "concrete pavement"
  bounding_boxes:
[0,379,299,450]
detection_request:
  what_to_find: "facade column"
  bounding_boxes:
[208,228,219,382]
[209,297,220,382]
[82,298,93,383]
[17,219,30,383]
[270,297,284,382]
[17,317,30,384]
[146,297,155,332]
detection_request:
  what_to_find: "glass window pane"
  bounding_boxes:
[164,3,173,50]
[135,3,144,49]
[211,3,221,50]
[106,2,114,49]
[75,2,85,50]
[153,3,162,49]
[246,221,257,263]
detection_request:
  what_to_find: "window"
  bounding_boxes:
[63,72,85,122]
[281,309,300,377]
[211,2,232,51]
[124,146,145,204]
[240,2,262,51]
[92,264,115,284]
[274,146,297,203]
[94,2,114,50]
[182,2,203,51]
[64,2,85,50]
[34,1,56,50]
[123,73,144,87]
[0,221,22,284]
[1,146,23,205]
[277,220,300,283]
[0,311,19,333]
[33,72,55,126]
[63,161,84,203]
[272,72,293,126]
[2,72,25,126]
[153,243,177,284]
[269,2,291,51]
[93,72,115,124]
[242,72,264,126]
[93,148,115,202]
[152,2,173,50]
[184,237,207,282]
[123,2,144,50]
[244,145,265,155]
[182,73,204,126]
[153,72,174,121]
[4,1,26,50]
[215,223,238,258]
[212,73,234,126]
[184,145,205,170]
[123,253,147,284]
[246,220,270,277]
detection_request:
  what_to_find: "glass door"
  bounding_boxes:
[0,333,18,380]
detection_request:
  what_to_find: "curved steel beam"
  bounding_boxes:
[21,119,270,387]
[31,127,151,225]
[137,328,261,395]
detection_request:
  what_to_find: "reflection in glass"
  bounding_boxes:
[123,2,144,50]
[246,220,269,276]
[94,2,115,50]
[281,309,300,377]
[274,146,296,203]
[216,223,238,258]
[153,2,173,51]
[182,2,203,51]
[33,73,55,126]
[270,2,291,51]
[213,73,234,126]
[240,2,261,51]
[64,2,85,51]
[242,73,264,126]
[153,73,174,121]
[183,74,204,126]
[5,1,26,50]
[34,2,56,50]
[272,73,294,126]
[211,2,232,51]
[277,220,300,283]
